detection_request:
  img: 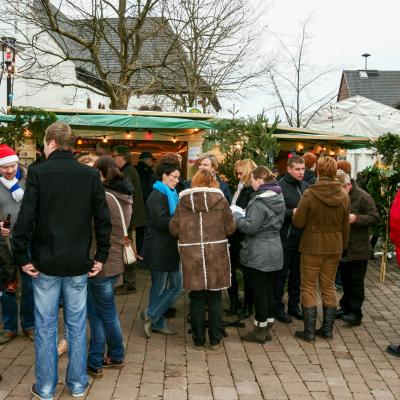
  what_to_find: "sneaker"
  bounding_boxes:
[31,384,53,400]
[0,330,17,345]
[57,339,68,356]
[103,355,124,369]
[71,385,89,398]
[23,329,35,341]
[87,365,103,379]
[151,326,177,335]
[140,310,152,338]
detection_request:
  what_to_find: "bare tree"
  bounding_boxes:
[2,0,176,109]
[147,0,271,112]
[268,15,338,127]
[2,0,270,112]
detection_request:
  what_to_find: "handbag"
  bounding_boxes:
[106,192,137,265]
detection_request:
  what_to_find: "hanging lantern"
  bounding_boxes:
[145,130,153,140]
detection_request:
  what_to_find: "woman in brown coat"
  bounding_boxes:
[170,169,236,349]
[292,156,350,342]
[87,156,133,378]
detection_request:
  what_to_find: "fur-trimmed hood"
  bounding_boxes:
[179,187,226,212]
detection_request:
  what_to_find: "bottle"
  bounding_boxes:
[3,214,11,229]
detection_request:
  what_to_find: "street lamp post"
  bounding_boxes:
[1,37,17,107]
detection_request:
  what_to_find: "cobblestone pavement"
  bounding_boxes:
[1,259,400,400]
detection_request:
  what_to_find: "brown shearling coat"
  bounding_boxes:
[169,187,236,291]
[293,177,350,255]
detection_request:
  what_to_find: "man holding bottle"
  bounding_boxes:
[0,144,34,344]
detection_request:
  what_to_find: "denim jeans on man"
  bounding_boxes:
[87,276,124,369]
[147,270,182,330]
[1,271,34,333]
[32,273,88,400]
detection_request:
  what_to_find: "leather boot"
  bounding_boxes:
[242,321,267,344]
[315,306,336,339]
[295,307,317,343]
[265,322,274,341]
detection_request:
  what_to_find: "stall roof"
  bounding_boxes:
[0,110,214,132]
[0,110,370,148]
[273,125,370,149]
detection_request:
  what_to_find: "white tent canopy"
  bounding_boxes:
[303,96,400,175]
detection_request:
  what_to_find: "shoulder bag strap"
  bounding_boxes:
[106,191,128,237]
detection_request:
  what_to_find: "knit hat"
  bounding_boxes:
[0,145,19,166]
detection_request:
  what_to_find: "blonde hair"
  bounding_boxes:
[77,154,98,166]
[235,159,257,186]
[191,169,219,188]
[195,154,219,171]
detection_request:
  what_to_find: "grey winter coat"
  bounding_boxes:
[234,188,286,272]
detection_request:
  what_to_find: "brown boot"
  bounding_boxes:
[242,321,267,344]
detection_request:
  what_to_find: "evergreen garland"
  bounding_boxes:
[202,112,280,186]
[0,106,57,146]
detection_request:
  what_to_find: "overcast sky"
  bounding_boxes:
[228,0,400,119]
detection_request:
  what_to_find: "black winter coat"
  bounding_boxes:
[136,161,156,203]
[142,189,180,272]
[120,162,146,228]
[229,185,254,265]
[278,172,309,249]
[303,169,317,185]
[0,236,15,288]
[13,150,112,276]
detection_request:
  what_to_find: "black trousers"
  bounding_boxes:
[339,259,368,318]
[189,290,222,345]
[135,226,145,256]
[228,246,253,308]
[274,249,301,313]
[244,267,275,323]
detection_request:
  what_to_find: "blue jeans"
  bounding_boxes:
[1,271,35,333]
[32,273,88,400]
[87,276,124,369]
[147,270,182,330]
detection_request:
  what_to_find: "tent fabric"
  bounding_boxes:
[303,95,400,137]
[302,95,400,175]
[0,113,214,130]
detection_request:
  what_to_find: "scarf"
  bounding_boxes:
[153,180,179,216]
[0,167,24,202]
[258,181,282,194]
[231,181,244,206]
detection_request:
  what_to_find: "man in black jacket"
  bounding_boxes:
[112,145,145,294]
[276,155,309,323]
[136,151,156,204]
[13,122,111,400]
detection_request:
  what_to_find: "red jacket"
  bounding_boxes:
[390,190,400,265]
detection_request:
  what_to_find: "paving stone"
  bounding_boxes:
[2,263,400,399]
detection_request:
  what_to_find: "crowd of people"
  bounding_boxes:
[0,121,400,399]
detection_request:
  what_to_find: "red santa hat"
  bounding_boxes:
[0,144,19,166]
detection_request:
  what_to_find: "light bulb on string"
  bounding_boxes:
[77,137,83,145]
[172,136,177,143]
[102,135,108,143]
